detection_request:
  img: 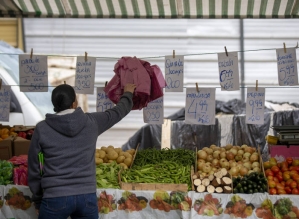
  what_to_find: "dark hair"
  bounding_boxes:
[51,84,76,112]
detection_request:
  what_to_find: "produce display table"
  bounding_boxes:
[1,185,299,219]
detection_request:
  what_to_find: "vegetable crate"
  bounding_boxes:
[118,167,193,192]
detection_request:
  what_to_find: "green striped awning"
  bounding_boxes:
[2,0,299,18]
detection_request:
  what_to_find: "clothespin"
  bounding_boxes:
[85,52,88,62]
[30,48,33,59]
[0,79,2,90]
[256,80,258,91]
[195,83,199,92]
[283,43,286,53]
[173,50,175,58]
[224,46,228,56]
[64,81,66,84]
[105,81,108,87]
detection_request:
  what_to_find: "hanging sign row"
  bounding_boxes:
[0,46,297,124]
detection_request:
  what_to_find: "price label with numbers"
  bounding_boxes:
[218,52,240,91]
[143,97,164,124]
[164,55,184,92]
[185,88,215,125]
[19,55,48,92]
[0,85,11,122]
[246,87,265,125]
[276,48,298,86]
[75,56,96,94]
[96,87,114,112]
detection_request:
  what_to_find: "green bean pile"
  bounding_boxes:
[121,161,192,190]
[133,148,195,167]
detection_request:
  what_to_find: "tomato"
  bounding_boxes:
[285,186,292,194]
[289,170,298,177]
[275,174,283,182]
[286,157,293,165]
[273,177,279,183]
[271,166,280,174]
[277,189,286,195]
[281,166,289,172]
[283,172,291,181]
[263,161,271,170]
[290,181,298,189]
[267,175,274,181]
[268,180,276,188]
[285,179,294,187]
[269,188,277,195]
[276,183,285,190]
[281,181,286,187]
[292,188,299,194]
[292,174,299,181]
[265,169,274,177]
[292,159,299,166]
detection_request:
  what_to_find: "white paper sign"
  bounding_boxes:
[143,97,164,124]
[164,55,184,92]
[96,87,114,112]
[19,55,48,92]
[218,52,240,91]
[276,48,298,86]
[185,88,215,125]
[0,85,11,122]
[74,56,96,94]
[246,87,265,125]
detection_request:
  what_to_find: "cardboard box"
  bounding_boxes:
[269,144,299,162]
[0,137,13,160]
[13,137,31,156]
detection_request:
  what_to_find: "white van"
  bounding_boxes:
[0,41,53,126]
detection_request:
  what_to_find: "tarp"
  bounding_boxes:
[1,0,299,18]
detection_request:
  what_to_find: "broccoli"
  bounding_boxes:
[274,198,293,216]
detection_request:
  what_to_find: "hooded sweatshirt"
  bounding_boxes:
[28,92,133,208]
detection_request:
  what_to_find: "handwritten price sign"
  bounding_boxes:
[164,55,184,92]
[185,88,215,125]
[218,52,240,91]
[19,55,48,92]
[0,86,11,122]
[96,87,114,112]
[246,87,265,125]
[74,56,96,94]
[143,97,163,124]
[276,48,298,86]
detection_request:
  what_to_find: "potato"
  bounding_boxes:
[103,156,109,163]
[107,145,115,150]
[108,160,115,163]
[115,148,122,154]
[95,158,103,165]
[107,150,118,160]
[101,146,108,152]
[116,155,125,164]
[119,163,128,169]
[119,151,125,156]
[124,157,132,167]
[123,152,132,159]
[95,152,100,158]
[97,150,106,159]
[126,149,135,156]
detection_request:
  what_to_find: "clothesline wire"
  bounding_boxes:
[4,85,299,89]
[0,47,297,59]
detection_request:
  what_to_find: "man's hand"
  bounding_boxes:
[124,84,136,94]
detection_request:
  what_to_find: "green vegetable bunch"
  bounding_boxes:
[0,160,13,185]
[96,162,121,189]
[133,148,195,167]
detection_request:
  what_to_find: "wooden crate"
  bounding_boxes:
[118,166,192,192]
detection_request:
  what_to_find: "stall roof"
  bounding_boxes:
[1,0,299,19]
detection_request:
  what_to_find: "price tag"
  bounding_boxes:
[143,97,164,124]
[185,88,215,125]
[96,87,114,112]
[74,56,96,94]
[19,55,48,92]
[218,52,240,91]
[246,87,265,125]
[276,48,298,86]
[164,55,184,92]
[0,86,11,122]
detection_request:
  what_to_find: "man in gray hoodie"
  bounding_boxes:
[28,83,136,219]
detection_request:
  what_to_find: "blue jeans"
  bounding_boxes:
[38,193,98,219]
